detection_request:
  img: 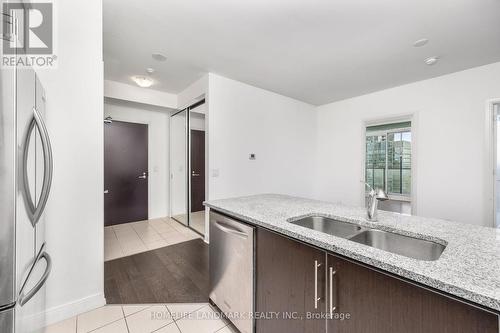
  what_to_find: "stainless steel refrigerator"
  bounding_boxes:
[1,12,53,333]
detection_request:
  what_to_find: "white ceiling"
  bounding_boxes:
[103,0,500,105]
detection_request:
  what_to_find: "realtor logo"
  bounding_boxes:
[2,1,56,68]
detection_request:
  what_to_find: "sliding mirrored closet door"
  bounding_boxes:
[170,100,206,235]
[188,105,206,235]
[170,109,188,226]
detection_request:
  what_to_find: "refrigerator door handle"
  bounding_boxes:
[18,246,51,307]
[22,106,53,227]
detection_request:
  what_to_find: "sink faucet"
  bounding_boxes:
[365,183,389,222]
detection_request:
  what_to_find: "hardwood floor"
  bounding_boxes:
[104,238,209,304]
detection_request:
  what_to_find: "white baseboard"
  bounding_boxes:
[44,292,106,326]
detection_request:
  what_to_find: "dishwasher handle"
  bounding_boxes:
[213,220,249,239]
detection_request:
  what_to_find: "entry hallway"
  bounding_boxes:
[44,303,237,333]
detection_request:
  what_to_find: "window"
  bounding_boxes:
[365,121,411,201]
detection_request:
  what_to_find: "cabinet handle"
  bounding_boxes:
[329,266,337,316]
[314,260,322,309]
[213,220,248,239]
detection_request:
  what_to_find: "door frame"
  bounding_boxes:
[484,98,500,228]
[103,117,152,220]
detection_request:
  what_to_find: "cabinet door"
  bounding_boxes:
[326,254,498,333]
[256,228,326,333]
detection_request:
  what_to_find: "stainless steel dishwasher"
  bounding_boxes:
[209,211,255,333]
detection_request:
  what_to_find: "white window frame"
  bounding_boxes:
[485,98,500,228]
[362,114,418,215]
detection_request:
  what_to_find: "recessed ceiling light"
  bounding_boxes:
[424,56,439,65]
[413,38,429,47]
[152,53,167,62]
[146,67,155,74]
[132,76,154,88]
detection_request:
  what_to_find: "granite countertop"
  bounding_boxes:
[205,194,500,312]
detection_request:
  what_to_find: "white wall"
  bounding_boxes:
[104,80,177,109]
[207,74,317,200]
[315,62,500,227]
[35,0,104,325]
[177,75,208,109]
[104,98,172,219]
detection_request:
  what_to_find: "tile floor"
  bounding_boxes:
[105,218,203,261]
[44,303,238,333]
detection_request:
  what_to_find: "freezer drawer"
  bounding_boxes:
[0,306,14,333]
[16,244,51,333]
[209,211,254,333]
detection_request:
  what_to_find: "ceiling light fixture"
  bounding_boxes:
[132,76,154,88]
[152,53,167,62]
[413,38,429,47]
[146,67,155,74]
[424,56,439,65]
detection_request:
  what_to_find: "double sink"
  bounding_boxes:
[289,216,446,261]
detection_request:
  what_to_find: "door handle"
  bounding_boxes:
[18,244,52,306]
[104,190,109,194]
[22,107,53,227]
[329,266,337,316]
[138,172,147,179]
[314,260,322,309]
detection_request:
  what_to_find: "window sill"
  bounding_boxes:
[365,193,411,202]
[387,195,411,202]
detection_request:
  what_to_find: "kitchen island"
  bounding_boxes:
[205,194,500,333]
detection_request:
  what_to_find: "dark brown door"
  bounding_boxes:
[104,121,148,226]
[327,254,498,333]
[256,228,326,333]
[190,129,205,212]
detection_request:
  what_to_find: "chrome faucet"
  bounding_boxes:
[365,183,389,222]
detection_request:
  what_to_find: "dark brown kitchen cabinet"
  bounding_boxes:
[256,228,326,333]
[326,254,498,333]
[254,227,498,333]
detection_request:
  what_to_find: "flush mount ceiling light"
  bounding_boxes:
[413,38,429,47]
[424,56,439,65]
[132,75,154,88]
[152,53,167,62]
